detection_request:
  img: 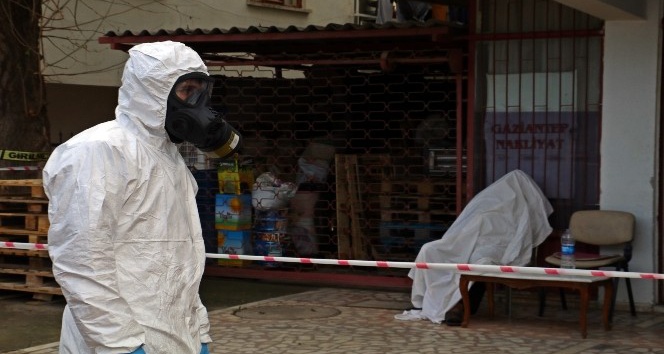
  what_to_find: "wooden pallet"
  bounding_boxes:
[335,154,464,261]
[0,179,58,300]
[370,175,458,260]
[378,178,456,224]
[335,154,372,260]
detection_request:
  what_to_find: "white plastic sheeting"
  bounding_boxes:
[407,169,553,323]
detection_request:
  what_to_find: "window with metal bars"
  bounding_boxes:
[211,61,463,264]
[473,0,604,229]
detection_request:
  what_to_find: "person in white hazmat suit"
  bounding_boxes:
[394,169,553,324]
[42,41,244,353]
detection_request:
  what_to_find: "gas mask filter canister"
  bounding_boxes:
[165,72,242,159]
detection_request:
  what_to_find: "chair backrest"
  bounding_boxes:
[569,210,635,246]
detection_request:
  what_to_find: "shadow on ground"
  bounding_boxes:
[0,276,316,352]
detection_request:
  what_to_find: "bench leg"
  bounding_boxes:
[579,287,589,339]
[487,283,495,319]
[459,277,471,328]
[602,280,614,331]
[538,288,546,316]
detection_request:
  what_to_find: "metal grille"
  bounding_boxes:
[198,0,603,279]
[472,0,604,229]
[211,59,465,263]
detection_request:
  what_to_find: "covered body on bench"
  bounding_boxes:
[396,170,554,324]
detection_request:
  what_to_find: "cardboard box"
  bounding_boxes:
[218,161,254,195]
[217,230,252,267]
[215,194,252,230]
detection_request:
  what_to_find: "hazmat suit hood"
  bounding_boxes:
[116,41,209,149]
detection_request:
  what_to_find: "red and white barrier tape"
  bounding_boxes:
[210,253,664,280]
[0,166,41,171]
[1,241,47,250]
[3,242,662,280]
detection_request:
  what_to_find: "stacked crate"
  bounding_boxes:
[0,179,61,300]
[252,208,288,268]
[192,169,220,257]
[377,178,456,258]
[215,160,254,267]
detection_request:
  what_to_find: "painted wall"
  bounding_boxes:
[41,0,355,87]
[554,0,646,20]
[601,0,661,309]
[45,84,118,145]
[42,0,355,143]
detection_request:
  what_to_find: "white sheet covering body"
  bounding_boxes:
[409,169,553,323]
[43,41,212,354]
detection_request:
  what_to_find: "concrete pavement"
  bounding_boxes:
[6,286,664,354]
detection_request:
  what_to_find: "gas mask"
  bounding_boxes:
[165,72,242,159]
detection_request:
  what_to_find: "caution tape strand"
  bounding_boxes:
[0,166,41,171]
[209,253,664,280]
[4,241,662,280]
[0,150,50,161]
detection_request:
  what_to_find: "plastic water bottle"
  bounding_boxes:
[560,228,575,269]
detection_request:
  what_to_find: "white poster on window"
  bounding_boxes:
[484,72,576,199]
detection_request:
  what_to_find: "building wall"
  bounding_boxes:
[42,0,356,144]
[601,0,661,308]
[45,84,118,145]
[41,0,356,87]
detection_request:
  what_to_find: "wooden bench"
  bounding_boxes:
[459,272,613,338]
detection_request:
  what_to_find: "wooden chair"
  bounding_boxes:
[541,210,636,318]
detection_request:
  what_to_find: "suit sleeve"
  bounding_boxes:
[44,142,145,353]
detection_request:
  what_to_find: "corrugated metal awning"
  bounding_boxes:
[98,20,467,68]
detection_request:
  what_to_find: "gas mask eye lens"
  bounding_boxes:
[165,72,242,159]
[174,78,210,105]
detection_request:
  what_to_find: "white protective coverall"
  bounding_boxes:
[43,41,212,353]
[408,169,553,323]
